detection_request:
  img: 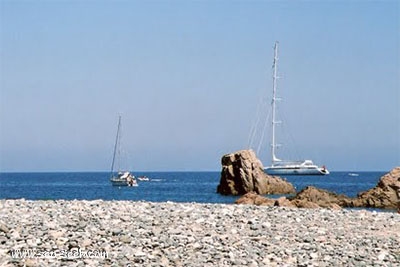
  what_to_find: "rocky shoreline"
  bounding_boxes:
[218,150,400,211]
[235,167,400,211]
[1,199,399,266]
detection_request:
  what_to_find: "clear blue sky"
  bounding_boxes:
[1,1,399,172]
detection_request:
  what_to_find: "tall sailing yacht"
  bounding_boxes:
[264,42,329,175]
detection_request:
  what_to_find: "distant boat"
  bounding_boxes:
[264,42,329,176]
[348,173,359,177]
[109,116,138,187]
[137,176,150,181]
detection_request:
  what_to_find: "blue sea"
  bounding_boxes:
[0,171,386,203]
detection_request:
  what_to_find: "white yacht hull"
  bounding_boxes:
[110,178,138,186]
[265,166,329,175]
[110,178,129,186]
[110,172,138,187]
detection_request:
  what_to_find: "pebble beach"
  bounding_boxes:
[0,199,399,266]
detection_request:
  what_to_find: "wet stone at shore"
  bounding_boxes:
[0,199,399,266]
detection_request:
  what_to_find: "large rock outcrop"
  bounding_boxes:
[289,186,349,209]
[235,187,346,210]
[348,167,400,209]
[235,167,400,210]
[217,150,295,195]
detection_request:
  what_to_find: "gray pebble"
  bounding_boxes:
[0,199,399,266]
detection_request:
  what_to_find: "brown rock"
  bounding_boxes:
[236,190,344,209]
[235,192,275,206]
[290,186,351,208]
[274,197,296,208]
[328,203,342,210]
[217,150,296,195]
[291,199,321,209]
[350,167,400,209]
[0,222,9,234]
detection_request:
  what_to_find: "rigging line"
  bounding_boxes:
[248,72,275,150]
[123,139,133,172]
[127,151,132,172]
[110,115,122,175]
[256,106,272,156]
[279,107,301,161]
[247,89,269,149]
[247,105,261,149]
[248,98,266,149]
[117,114,125,173]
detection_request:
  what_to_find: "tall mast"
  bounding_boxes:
[271,41,281,165]
[110,115,122,175]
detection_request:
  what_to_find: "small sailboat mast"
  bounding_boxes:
[110,115,122,177]
[109,115,138,186]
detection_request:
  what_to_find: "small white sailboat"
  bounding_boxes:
[110,116,138,187]
[264,42,329,176]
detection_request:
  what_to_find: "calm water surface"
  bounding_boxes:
[0,171,385,204]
